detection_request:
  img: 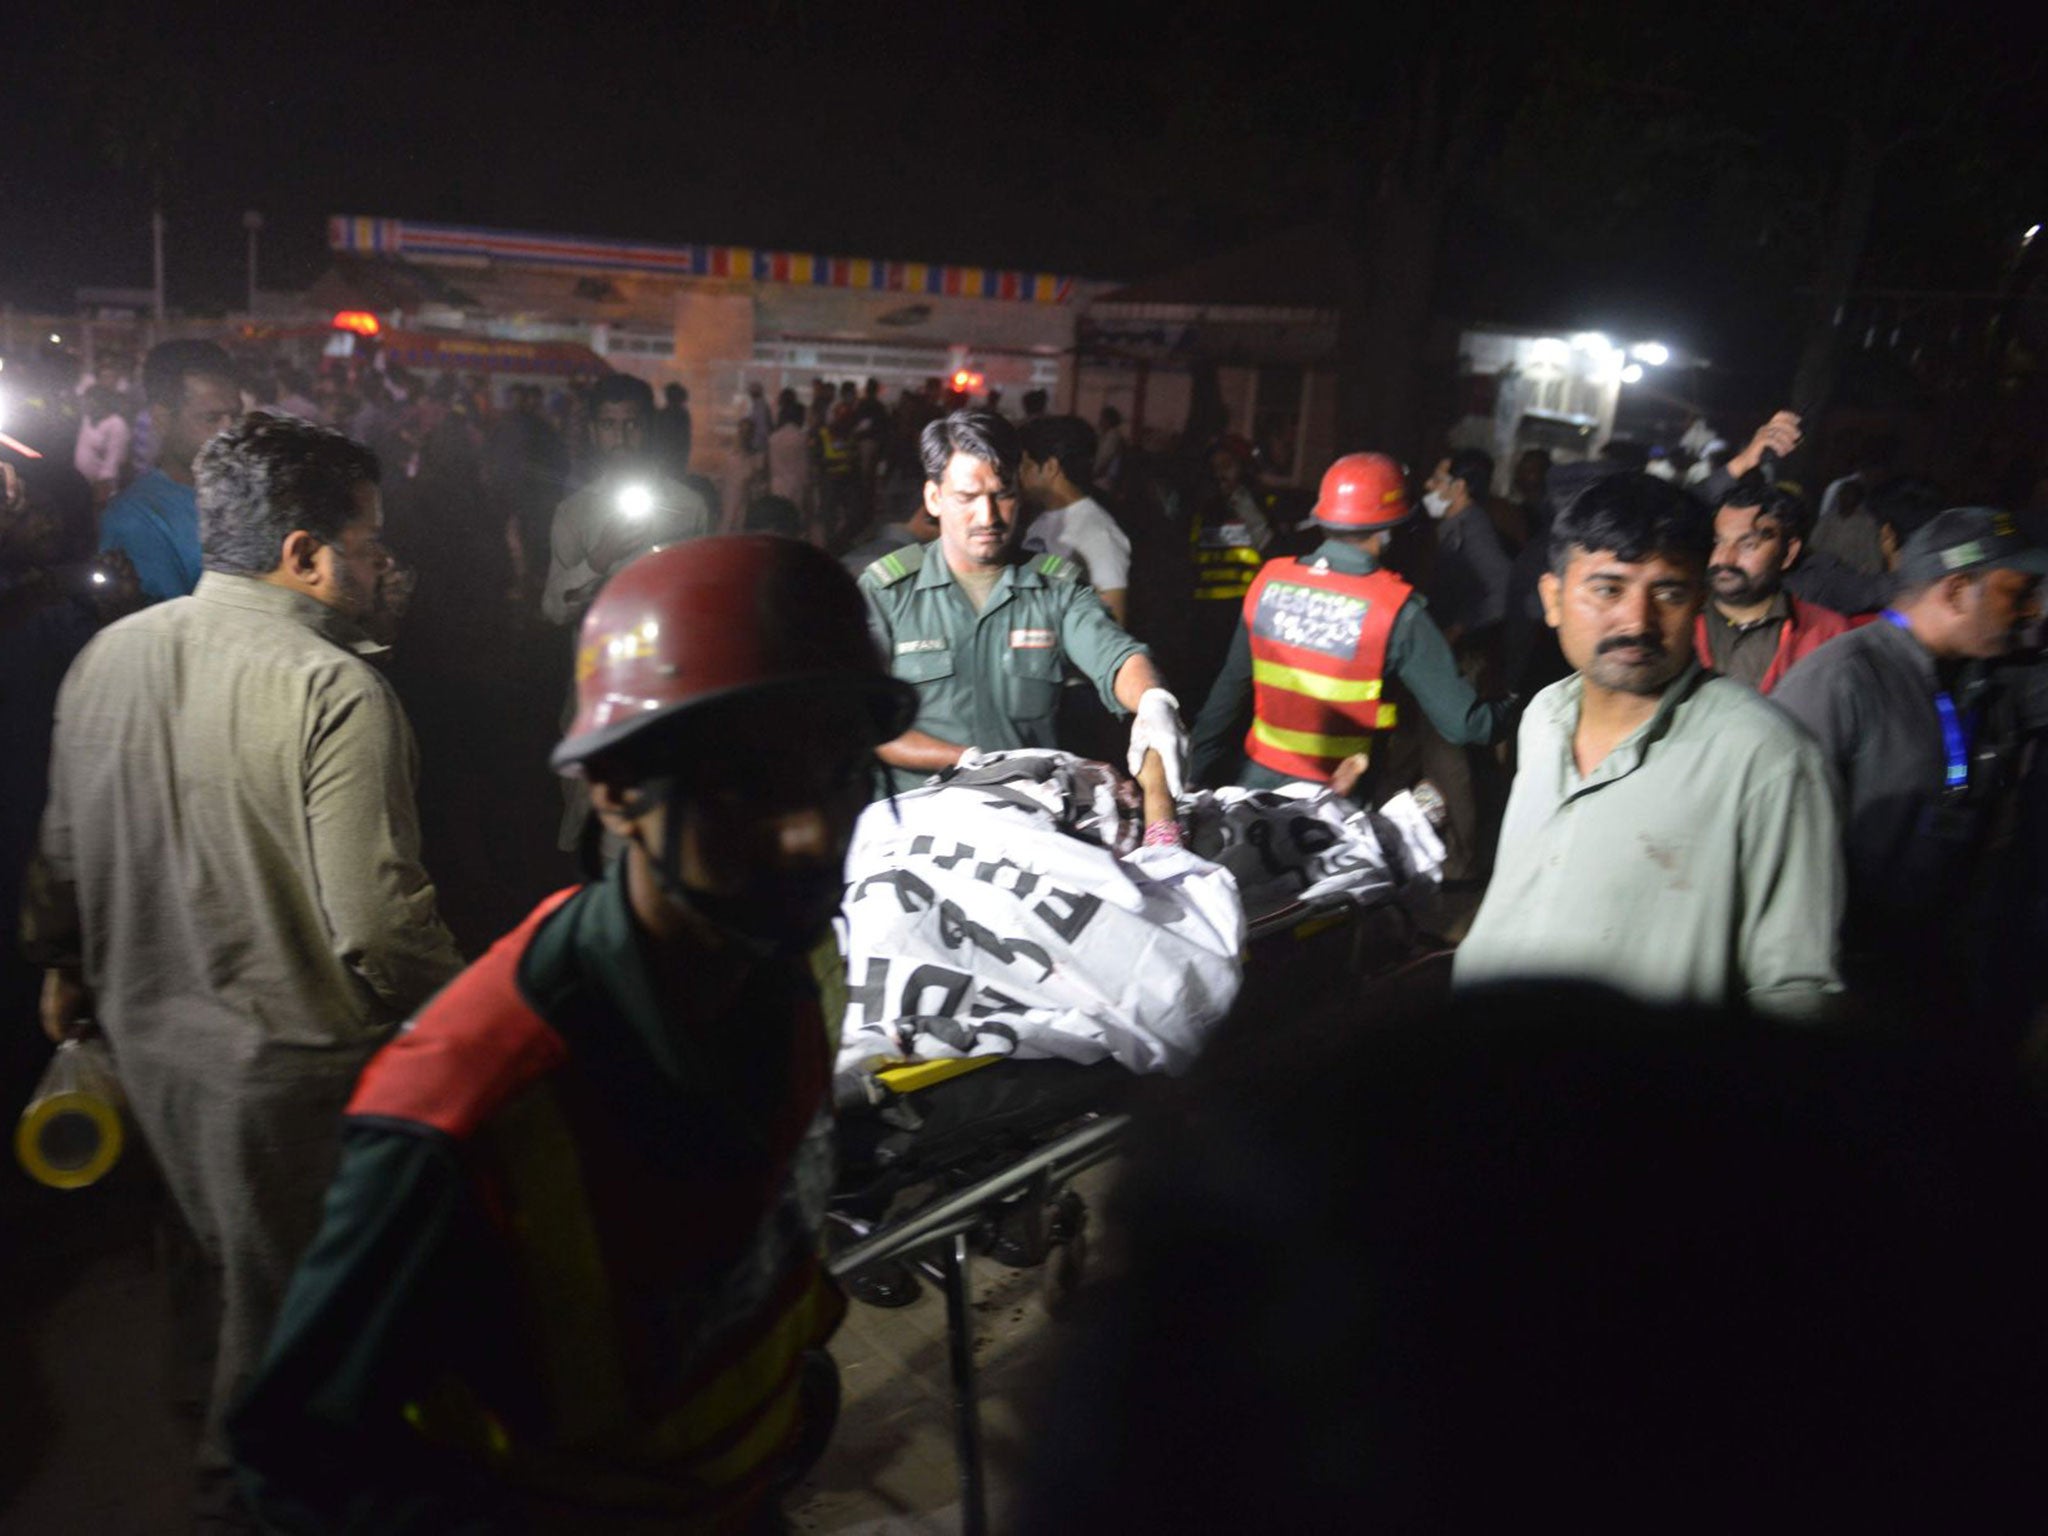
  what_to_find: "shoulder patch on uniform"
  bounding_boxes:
[866,546,923,587]
[1036,553,1076,580]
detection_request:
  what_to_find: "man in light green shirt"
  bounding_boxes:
[861,410,1177,796]
[1454,472,1843,1020]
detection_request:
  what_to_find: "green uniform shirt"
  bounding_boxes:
[1187,538,1510,788]
[860,542,1147,793]
[1453,663,1845,1021]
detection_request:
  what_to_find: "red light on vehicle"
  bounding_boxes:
[332,310,382,336]
[951,369,985,393]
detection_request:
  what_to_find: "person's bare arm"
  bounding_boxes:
[1726,411,1803,480]
[39,969,90,1044]
[1136,749,1175,826]
[877,730,971,773]
[1099,588,1129,626]
[1111,651,1165,713]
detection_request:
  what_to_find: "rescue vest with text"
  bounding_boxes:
[346,890,843,1534]
[1242,557,1410,782]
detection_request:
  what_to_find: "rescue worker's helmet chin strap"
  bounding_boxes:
[637,777,778,959]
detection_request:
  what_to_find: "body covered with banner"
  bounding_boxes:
[835,752,1443,1082]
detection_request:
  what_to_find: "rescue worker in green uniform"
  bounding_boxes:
[861,409,1188,796]
[1181,435,1274,714]
[1188,451,1511,795]
[230,536,917,1534]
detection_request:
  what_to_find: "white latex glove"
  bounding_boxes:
[1126,688,1188,799]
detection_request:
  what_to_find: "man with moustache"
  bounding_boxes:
[1454,472,1843,1019]
[1773,507,2048,1027]
[27,413,462,1528]
[861,409,1181,795]
[1694,474,1851,693]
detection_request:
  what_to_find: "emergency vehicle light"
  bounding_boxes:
[332,311,382,336]
[951,369,985,394]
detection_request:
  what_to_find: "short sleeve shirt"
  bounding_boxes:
[542,471,712,625]
[1023,496,1132,593]
[859,544,1146,792]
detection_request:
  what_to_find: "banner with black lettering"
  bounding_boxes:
[834,753,1444,1080]
[1184,783,1445,913]
[837,765,1243,1078]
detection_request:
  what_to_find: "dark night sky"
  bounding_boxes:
[4,4,1314,311]
[6,1,2046,377]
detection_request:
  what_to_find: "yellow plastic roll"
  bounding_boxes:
[16,1036,126,1190]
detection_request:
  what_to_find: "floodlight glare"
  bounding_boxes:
[1631,342,1670,367]
[1620,363,1645,384]
[615,483,655,521]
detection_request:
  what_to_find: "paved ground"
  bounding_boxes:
[0,1143,1107,1534]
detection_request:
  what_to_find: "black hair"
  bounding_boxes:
[1022,389,1049,417]
[1865,475,1945,546]
[1549,471,1711,577]
[663,382,686,403]
[196,412,382,575]
[1716,471,1813,543]
[919,409,1020,489]
[142,339,235,410]
[1447,447,1494,502]
[777,397,805,430]
[587,373,654,417]
[1018,415,1098,486]
[1099,405,1123,429]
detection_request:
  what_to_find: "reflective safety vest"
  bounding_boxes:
[1241,557,1411,782]
[347,891,843,1533]
[1191,509,1264,603]
[819,424,856,479]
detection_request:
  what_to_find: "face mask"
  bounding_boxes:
[1423,490,1452,520]
[632,777,850,957]
[673,868,847,957]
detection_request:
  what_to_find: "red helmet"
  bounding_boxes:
[1312,452,1411,531]
[552,535,917,776]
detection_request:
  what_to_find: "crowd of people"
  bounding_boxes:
[8,329,2048,1530]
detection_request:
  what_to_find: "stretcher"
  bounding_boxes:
[825,892,1451,1535]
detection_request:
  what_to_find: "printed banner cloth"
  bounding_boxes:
[835,753,1443,1080]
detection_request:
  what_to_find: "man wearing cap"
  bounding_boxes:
[861,409,1184,796]
[233,536,915,1533]
[1188,452,1510,796]
[1773,507,2048,1025]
